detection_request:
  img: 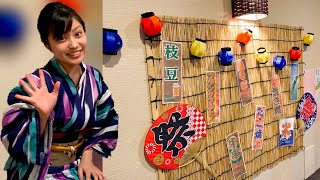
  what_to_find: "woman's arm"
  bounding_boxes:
[1,69,59,164]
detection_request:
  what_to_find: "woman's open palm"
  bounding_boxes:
[15,69,60,117]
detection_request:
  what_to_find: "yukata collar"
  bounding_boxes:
[50,57,87,78]
[51,58,87,95]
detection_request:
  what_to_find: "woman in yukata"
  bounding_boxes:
[1,2,118,180]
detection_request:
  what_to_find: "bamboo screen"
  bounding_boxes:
[144,16,304,180]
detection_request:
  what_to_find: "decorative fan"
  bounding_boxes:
[144,104,216,176]
[296,93,317,131]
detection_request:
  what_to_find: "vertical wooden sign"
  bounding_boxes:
[226,131,246,179]
[234,59,254,107]
[162,41,182,104]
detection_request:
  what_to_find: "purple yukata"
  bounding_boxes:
[1,58,118,179]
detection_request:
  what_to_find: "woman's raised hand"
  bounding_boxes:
[15,69,60,118]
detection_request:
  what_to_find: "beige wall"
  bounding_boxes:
[0,1,51,177]
[104,0,320,180]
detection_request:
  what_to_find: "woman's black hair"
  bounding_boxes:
[37,2,86,44]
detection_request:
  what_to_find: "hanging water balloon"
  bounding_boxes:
[140,12,162,37]
[190,38,207,58]
[103,28,123,55]
[256,47,270,64]
[236,29,252,47]
[0,9,24,42]
[289,47,302,61]
[218,47,234,66]
[303,33,314,46]
[273,56,286,70]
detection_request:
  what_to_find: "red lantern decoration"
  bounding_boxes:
[289,46,302,61]
[140,12,162,37]
[50,0,81,12]
[236,29,252,47]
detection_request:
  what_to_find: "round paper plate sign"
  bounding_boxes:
[144,104,207,169]
[296,92,317,131]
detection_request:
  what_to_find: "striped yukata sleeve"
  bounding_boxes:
[1,69,54,179]
[82,68,118,157]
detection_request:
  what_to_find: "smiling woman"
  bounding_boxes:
[0,2,118,180]
[46,21,87,68]
[44,18,87,86]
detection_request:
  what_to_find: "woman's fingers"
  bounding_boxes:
[78,162,106,180]
[95,167,105,180]
[86,172,91,180]
[25,74,38,91]
[80,169,105,180]
[79,167,92,180]
[99,173,106,180]
[52,81,60,96]
[39,69,47,90]
[98,174,103,180]
[78,168,84,180]
[92,171,102,180]
[15,94,31,103]
[94,174,99,180]
[19,78,34,96]
[19,70,59,97]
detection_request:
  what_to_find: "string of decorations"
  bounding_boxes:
[142,14,307,180]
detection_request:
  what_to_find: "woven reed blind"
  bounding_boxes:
[144,16,304,180]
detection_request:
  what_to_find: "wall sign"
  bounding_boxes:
[226,131,246,179]
[252,105,266,150]
[271,75,284,116]
[162,41,182,104]
[279,117,294,147]
[206,71,220,124]
[290,63,299,101]
[235,59,254,106]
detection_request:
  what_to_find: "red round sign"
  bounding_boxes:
[144,104,207,169]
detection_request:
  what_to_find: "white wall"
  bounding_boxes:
[103,0,320,180]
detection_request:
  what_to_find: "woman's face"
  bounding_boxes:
[46,18,87,71]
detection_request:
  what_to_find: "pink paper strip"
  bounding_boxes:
[271,75,284,117]
[252,105,266,150]
[206,71,220,124]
